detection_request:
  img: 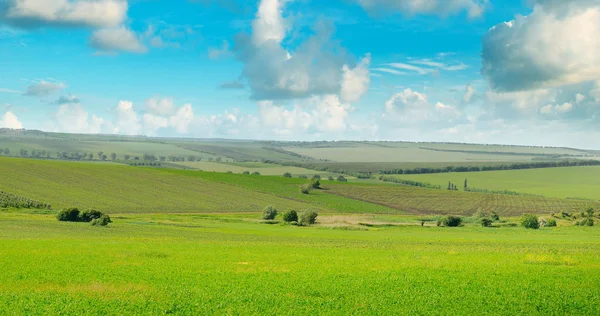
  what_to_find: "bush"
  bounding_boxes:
[491,211,500,221]
[521,214,540,229]
[546,219,557,227]
[298,175,308,179]
[312,174,321,180]
[328,176,334,181]
[441,216,462,227]
[263,206,278,220]
[242,171,250,175]
[577,218,595,226]
[79,209,104,222]
[480,218,493,227]
[283,172,292,178]
[282,210,298,223]
[91,215,112,227]
[300,183,312,194]
[298,210,318,226]
[336,176,348,182]
[252,172,261,176]
[310,179,321,189]
[57,208,80,222]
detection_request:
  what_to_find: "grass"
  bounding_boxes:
[398,166,600,200]
[326,182,600,216]
[0,157,392,214]
[0,210,599,314]
[173,161,345,177]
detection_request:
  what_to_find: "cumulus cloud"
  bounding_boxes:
[463,84,475,103]
[540,102,573,116]
[0,0,128,29]
[482,0,600,91]
[23,80,66,97]
[145,96,175,116]
[90,26,147,54]
[340,54,371,103]
[234,0,369,101]
[113,100,141,135]
[52,103,106,134]
[0,111,23,129]
[384,89,462,125]
[356,0,488,18]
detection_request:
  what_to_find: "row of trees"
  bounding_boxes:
[379,160,600,175]
[0,190,51,209]
[3,149,219,163]
[262,206,318,226]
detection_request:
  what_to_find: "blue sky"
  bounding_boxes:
[1,0,599,148]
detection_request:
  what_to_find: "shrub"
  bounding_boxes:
[283,172,292,178]
[336,176,348,182]
[577,218,595,226]
[282,210,298,223]
[252,172,261,176]
[242,171,250,175]
[57,208,80,222]
[521,214,540,229]
[298,210,318,226]
[91,215,112,227]
[328,176,334,181]
[546,219,557,227]
[300,183,312,194]
[491,211,500,221]
[298,175,308,179]
[312,174,321,180]
[442,216,462,227]
[263,206,278,220]
[585,207,595,217]
[480,218,493,227]
[310,179,321,189]
[79,209,104,222]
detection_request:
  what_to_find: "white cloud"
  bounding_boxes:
[90,26,147,54]
[356,0,488,18]
[145,96,175,116]
[1,0,128,28]
[0,111,22,129]
[53,103,106,134]
[169,104,195,133]
[234,0,367,101]
[208,40,231,60]
[114,100,141,135]
[575,93,586,103]
[340,54,371,103]
[463,84,475,103]
[540,102,573,115]
[142,113,169,135]
[23,80,66,97]
[482,0,600,91]
[385,88,428,114]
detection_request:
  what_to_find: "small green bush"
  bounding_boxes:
[480,218,493,227]
[57,208,80,222]
[577,218,595,226]
[79,209,104,222]
[328,176,334,181]
[336,176,348,182]
[300,183,312,194]
[283,172,292,178]
[263,206,278,220]
[312,174,321,180]
[298,175,308,179]
[521,214,540,229]
[310,179,321,189]
[442,216,462,227]
[91,215,112,227]
[546,219,557,227]
[282,210,298,222]
[242,171,250,175]
[252,172,261,176]
[491,211,500,221]
[298,210,318,226]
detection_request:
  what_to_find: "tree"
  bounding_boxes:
[328,176,334,181]
[124,154,131,161]
[464,178,468,190]
[336,176,347,182]
[448,182,452,190]
[282,210,298,223]
[521,214,540,229]
[585,207,595,218]
[187,155,197,162]
[263,206,278,220]
[101,154,107,161]
[88,153,94,160]
[111,153,117,161]
[298,210,318,226]
[283,172,292,178]
[160,156,166,162]
[3,148,9,155]
[312,174,321,180]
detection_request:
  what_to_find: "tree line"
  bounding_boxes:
[0,190,51,209]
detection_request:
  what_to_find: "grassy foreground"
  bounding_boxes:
[1,211,599,315]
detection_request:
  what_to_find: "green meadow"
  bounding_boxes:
[398,166,600,200]
[0,211,599,315]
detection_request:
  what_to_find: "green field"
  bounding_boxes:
[0,211,599,314]
[174,161,346,178]
[398,166,600,200]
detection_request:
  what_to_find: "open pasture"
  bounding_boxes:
[0,211,598,315]
[398,166,600,200]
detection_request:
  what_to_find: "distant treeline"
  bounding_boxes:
[378,160,600,175]
[378,176,441,189]
[464,187,543,197]
[419,147,577,158]
[0,190,51,209]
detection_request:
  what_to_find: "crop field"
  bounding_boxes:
[173,161,345,177]
[0,211,599,314]
[326,183,599,216]
[284,146,545,163]
[0,157,391,214]
[398,166,600,200]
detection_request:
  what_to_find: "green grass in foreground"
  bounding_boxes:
[397,166,600,200]
[0,211,598,315]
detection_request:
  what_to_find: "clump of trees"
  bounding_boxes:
[521,214,540,229]
[56,208,112,226]
[263,206,278,220]
[283,172,292,178]
[282,210,298,223]
[378,176,441,189]
[575,208,595,226]
[438,216,463,227]
[298,210,318,226]
[336,176,347,182]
